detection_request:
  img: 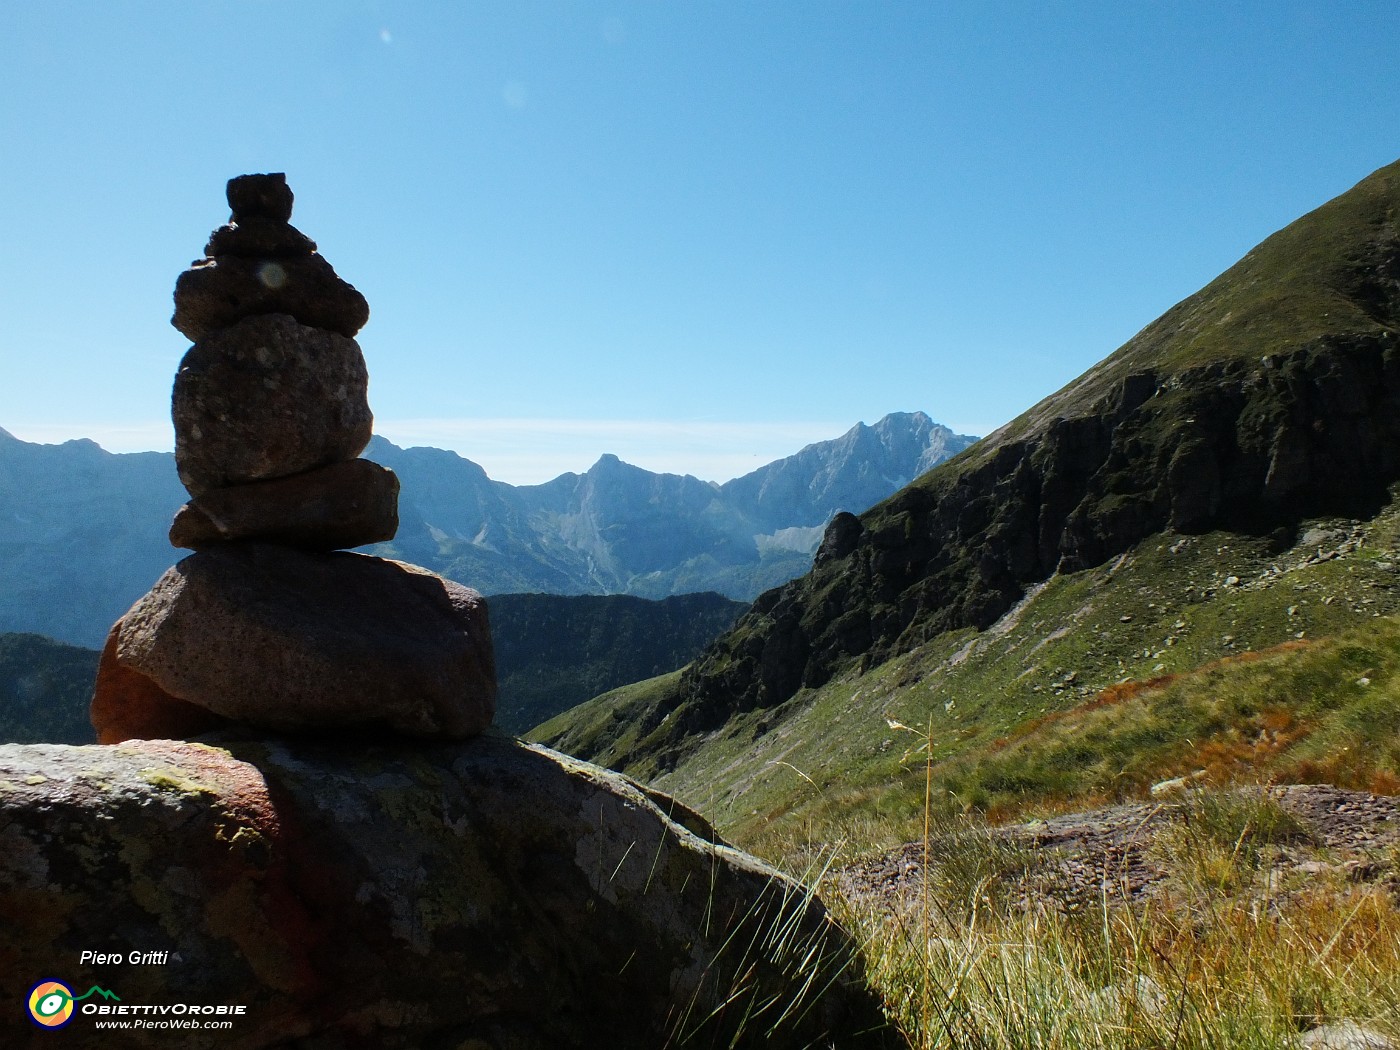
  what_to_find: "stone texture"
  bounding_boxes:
[105,545,495,739]
[1298,1021,1395,1050]
[205,218,317,259]
[90,621,229,744]
[172,313,372,496]
[226,172,293,222]
[171,251,370,341]
[169,459,399,551]
[0,736,902,1049]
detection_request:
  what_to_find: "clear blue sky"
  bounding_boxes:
[2,3,1397,483]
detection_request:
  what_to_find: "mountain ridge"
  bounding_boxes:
[538,157,1400,792]
[0,411,974,647]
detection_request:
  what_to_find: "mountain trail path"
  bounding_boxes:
[837,785,1400,915]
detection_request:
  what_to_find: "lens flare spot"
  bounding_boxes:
[258,262,287,290]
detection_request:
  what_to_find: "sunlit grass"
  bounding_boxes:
[825,799,1400,1049]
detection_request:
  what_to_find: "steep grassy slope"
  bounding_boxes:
[539,494,1400,852]
[568,162,1398,745]
[535,159,1400,852]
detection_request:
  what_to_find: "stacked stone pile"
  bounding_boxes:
[91,174,496,744]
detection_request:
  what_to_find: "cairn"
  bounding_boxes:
[91,174,496,743]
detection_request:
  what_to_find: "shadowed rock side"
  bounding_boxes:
[660,159,1400,747]
[0,736,905,1050]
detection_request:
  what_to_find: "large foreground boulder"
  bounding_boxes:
[0,735,902,1049]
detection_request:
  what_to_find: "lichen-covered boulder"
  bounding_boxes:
[0,735,903,1049]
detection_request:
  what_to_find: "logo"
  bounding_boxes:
[27,981,120,1029]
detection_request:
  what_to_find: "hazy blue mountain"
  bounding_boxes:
[721,412,977,532]
[0,412,977,648]
[365,412,977,602]
[0,427,188,647]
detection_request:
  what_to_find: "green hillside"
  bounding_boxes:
[0,633,99,744]
[490,591,745,733]
[535,159,1400,855]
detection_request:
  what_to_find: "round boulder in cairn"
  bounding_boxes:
[172,251,370,341]
[169,458,400,551]
[173,312,373,495]
[112,545,496,739]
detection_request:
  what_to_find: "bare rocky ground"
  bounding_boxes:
[839,785,1400,915]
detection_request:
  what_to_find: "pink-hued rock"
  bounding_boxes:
[0,736,903,1049]
[172,313,372,496]
[110,545,496,739]
[171,251,370,341]
[90,621,230,744]
[169,458,399,551]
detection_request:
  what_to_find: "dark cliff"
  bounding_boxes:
[664,158,1400,743]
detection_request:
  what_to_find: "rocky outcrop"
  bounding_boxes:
[659,159,1400,743]
[0,735,903,1049]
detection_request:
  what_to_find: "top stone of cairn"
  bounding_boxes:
[227,173,294,223]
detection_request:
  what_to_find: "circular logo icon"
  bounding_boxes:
[28,981,75,1029]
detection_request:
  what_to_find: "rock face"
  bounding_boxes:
[648,158,1400,744]
[0,736,903,1049]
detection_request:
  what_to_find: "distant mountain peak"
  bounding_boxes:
[1,411,978,646]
